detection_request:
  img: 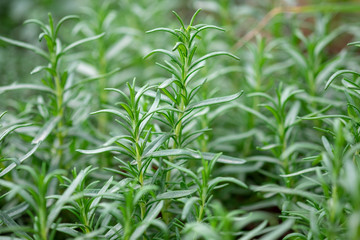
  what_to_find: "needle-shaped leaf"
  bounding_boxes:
[62,33,105,53]
[187,91,243,110]
[239,220,268,240]
[259,219,294,240]
[143,133,171,156]
[164,160,200,186]
[189,25,224,46]
[144,49,181,67]
[144,149,245,164]
[0,84,54,94]
[47,169,86,226]
[280,167,325,178]
[88,176,113,220]
[0,210,32,239]
[146,27,179,38]
[208,177,247,191]
[0,111,6,120]
[157,189,197,200]
[159,78,176,89]
[91,109,131,125]
[189,51,240,71]
[181,197,199,220]
[280,142,322,160]
[252,184,322,202]
[0,142,41,177]
[325,70,360,90]
[0,123,32,142]
[32,116,61,144]
[237,103,277,131]
[77,146,123,154]
[55,15,79,38]
[130,201,164,240]
[0,36,49,60]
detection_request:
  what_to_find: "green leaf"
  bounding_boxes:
[283,44,307,70]
[62,33,105,53]
[181,197,199,220]
[189,25,224,46]
[208,177,247,190]
[189,9,202,27]
[77,146,123,154]
[201,152,245,164]
[280,167,325,177]
[88,176,113,220]
[0,36,49,60]
[0,123,32,142]
[144,149,246,164]
[237,103,277,131]
[30,65,52,75]
[47,169,86,226]
[157,189,197,200]
[280,142,322,160]
[0,142,41,177]
[24,19,48,32]
[142,88,173,104]
[143,133,171,156]
[105,223,122,239]
[146,27,178,38]
[0,111,6,120]
[325,70,360,90]
[91,109,131,125]
[55,15,79,38]
[259,219,294,240]
[65,67,121,92]
[187,91,243,110]
[0,179,37,209]
[283,233,307,239]
[252,184,322,202]
[32,116,61,144]
[2,202,29,220]
[0,210,32,239]
[239,220,268,240]
[158,78,176,89]
[130,201,164,240]
[144,49,181,67]
[164,160,200,186]
[321,136,334,158]
[190,51,240,71]
[183,222,220,240]
[348,40,360,47]
[134,185,158,205]
[172,11,186,30]
[284,101,300,127]
[0,84,54,94]
[314,27,345,57]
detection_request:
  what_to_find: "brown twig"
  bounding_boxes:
[234,4,360,50]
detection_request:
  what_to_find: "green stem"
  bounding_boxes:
[38,178,48,240]
[198,188,207,222]
[54,73,64,168]
[135,136,146,220]
[98,39,108,133]
[163,69,188,224]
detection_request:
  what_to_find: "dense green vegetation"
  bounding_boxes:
[1,0,360,239]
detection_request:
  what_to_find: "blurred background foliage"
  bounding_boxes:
[1,0,359,87]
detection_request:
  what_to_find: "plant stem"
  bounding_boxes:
[54,73,64,168]
[98,38,108,133]
[134,131,146,221]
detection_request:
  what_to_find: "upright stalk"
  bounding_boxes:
[146,8,240,226]
[97,36,109,133]
[53,68,65,168]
